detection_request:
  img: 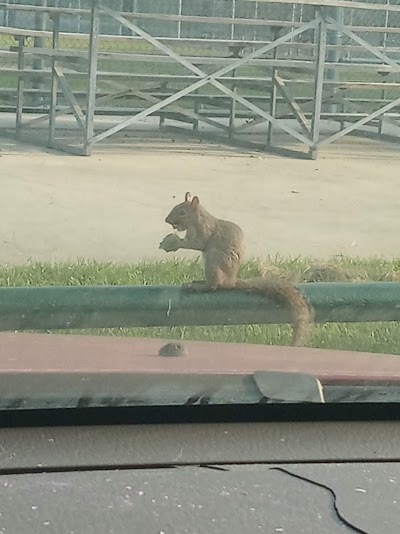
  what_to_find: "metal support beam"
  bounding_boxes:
[326,15,400,75]
[0,282,400,331]
[32,0,46,108]
[321,13,400,144]
[45,2,99,155]
[100,78,231,133]
[192,88,200,132]
[133,89,230,133]
[239,75,311,141]
[24,85,135,130]
[227,43,242,138]
[54,66,86,131]
[309,14,327,160]
[48,13,60,145]
[326,6,342,114]
[15,36,25,137]
[84,0,100,155]
[267,30,279,146]
[274,74,310,136]
[319,94,400,147]
[228,69,237,139]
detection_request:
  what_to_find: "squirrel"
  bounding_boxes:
[159,192,314,347]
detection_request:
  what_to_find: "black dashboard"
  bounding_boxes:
[0,419,398,533]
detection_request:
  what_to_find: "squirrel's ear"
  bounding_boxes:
[185,192,192,202]
[191,196,200,208]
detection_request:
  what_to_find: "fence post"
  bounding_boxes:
[32,0,47,108]
[309,11,327,160]
[326,6,343,115]
[15,36,25,137]
[84,0,100,156]
[48,13,60,145]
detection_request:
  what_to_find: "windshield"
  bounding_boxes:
[1,0,400,406]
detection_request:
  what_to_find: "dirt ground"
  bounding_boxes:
[1,128,399,264]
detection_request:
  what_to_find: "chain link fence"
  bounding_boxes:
[2,1,400,45]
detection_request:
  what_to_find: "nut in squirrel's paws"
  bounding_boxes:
[159,233,182,253]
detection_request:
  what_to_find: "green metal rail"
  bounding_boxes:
[0,282,399,331]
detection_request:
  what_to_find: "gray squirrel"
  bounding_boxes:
[160,192,314,346]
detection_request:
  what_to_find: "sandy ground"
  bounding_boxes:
[1,125,400,264]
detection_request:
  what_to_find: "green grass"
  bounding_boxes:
[2,257,400,355]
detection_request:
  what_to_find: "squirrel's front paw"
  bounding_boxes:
[159,233,182,253]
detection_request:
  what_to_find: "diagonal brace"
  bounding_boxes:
[94,5,318,146]
[274,74,310,136]
[319,95,400,147]
[100,78,230,132]
[133,89,230,132]
[326,15,400,75]
[54,65,85,132]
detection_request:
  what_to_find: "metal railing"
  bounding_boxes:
[0,282,399,331]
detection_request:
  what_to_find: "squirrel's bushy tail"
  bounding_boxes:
[235,278,314,347]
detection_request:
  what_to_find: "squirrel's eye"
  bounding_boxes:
[178,209,186,216]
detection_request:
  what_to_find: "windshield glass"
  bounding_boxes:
[1,0,400,406]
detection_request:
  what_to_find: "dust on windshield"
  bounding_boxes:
[1,0,400,394]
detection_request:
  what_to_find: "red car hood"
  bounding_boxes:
[0,332,398,383]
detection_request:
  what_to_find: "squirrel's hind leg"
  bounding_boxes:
[184,250,238,292]
[183,280,212,292]
[184,268,228,292]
